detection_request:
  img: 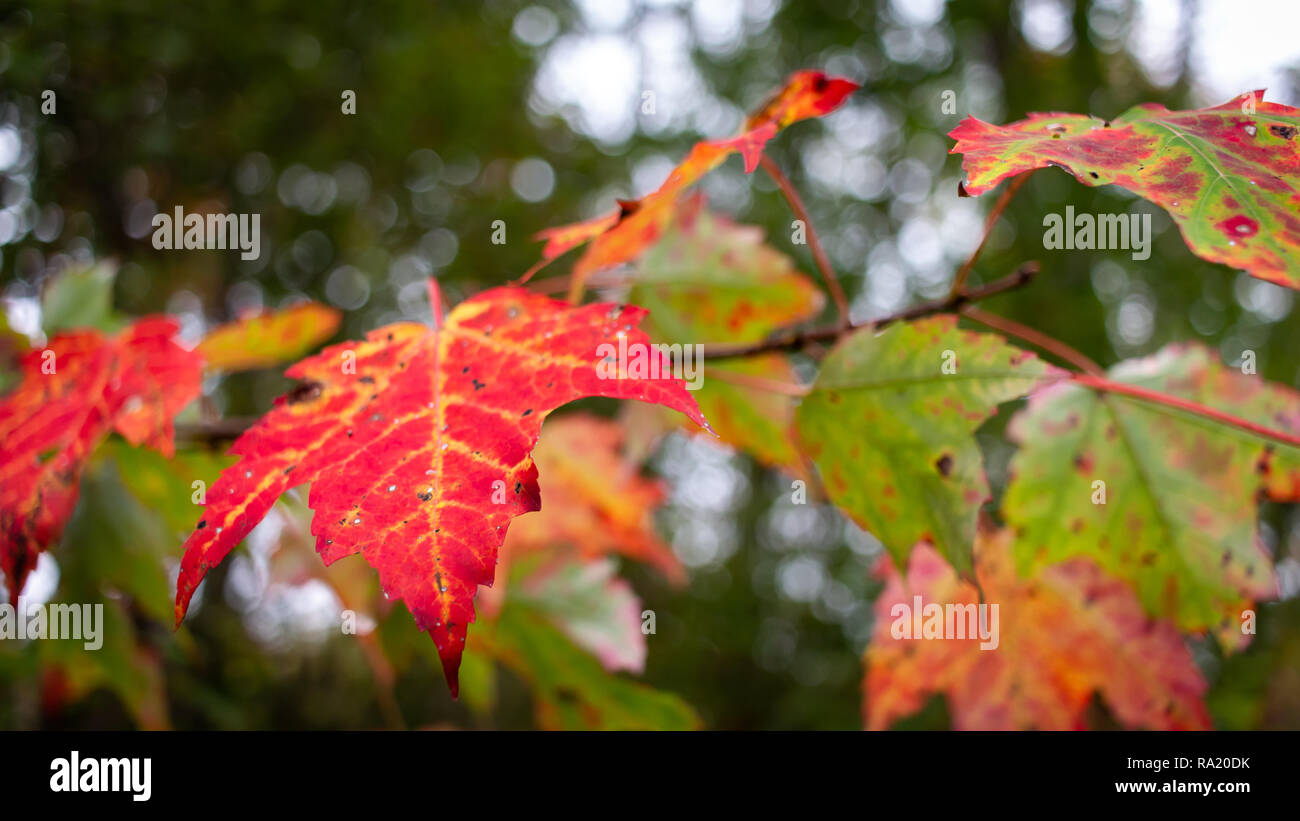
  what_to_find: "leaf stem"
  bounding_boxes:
[958,309,1300,450]
[702,262,1038,360]
[428,278,445,330]
[1069,372,1300,450]
[948,172,1032,299]
[706,366,810,396]
[959,304,1105,376]
[759,154,851,330]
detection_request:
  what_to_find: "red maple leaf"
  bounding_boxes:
[173,284,708,696]
[0,317,202,602]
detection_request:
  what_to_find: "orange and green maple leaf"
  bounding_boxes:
[865,530,1211,731]
[1003,343,1298,642]
[0,317,202,602]
[173,286,708,696]
[949,91,1300,288]
[534,69,858,286]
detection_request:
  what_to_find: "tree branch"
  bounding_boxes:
[175,417,259,443]
[702,262,1038,360]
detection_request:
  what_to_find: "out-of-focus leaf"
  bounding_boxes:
[456,648,497,718]
[501,413,683,584]
[511,558,646,673]
[633,207,824,344]
[694,355,808,472]
[62,455,175,622]
[40,261,122,334]
[0,308,29,393]
[107,440,231,536]
[1208,599,1300,729]
[478,601,699,730]
[197,302,341,372]
[38,598,169,730]
[632,206,821,472]
[38,458,176,728]
[0,318,202,603]
[865,530,1210,731]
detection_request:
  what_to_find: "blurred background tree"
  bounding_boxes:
[0,0,1297,729]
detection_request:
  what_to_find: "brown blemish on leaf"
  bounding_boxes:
[287,380,324,404]
[935,453,954,477]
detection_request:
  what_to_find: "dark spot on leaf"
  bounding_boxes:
[359,376,375,384]
[521,409,533,417]
[555,686,581,704]
[472,378,486,391]
[935,454,953,477]
[197,520,207,529]
[287,381,324,404]
[1269,124,1298,140]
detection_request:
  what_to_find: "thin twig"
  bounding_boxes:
[960,304,1105,376]
[948,172,1032,299]
[703,262,1038,360]
[759,154,851,330]
[176,416,259,442]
